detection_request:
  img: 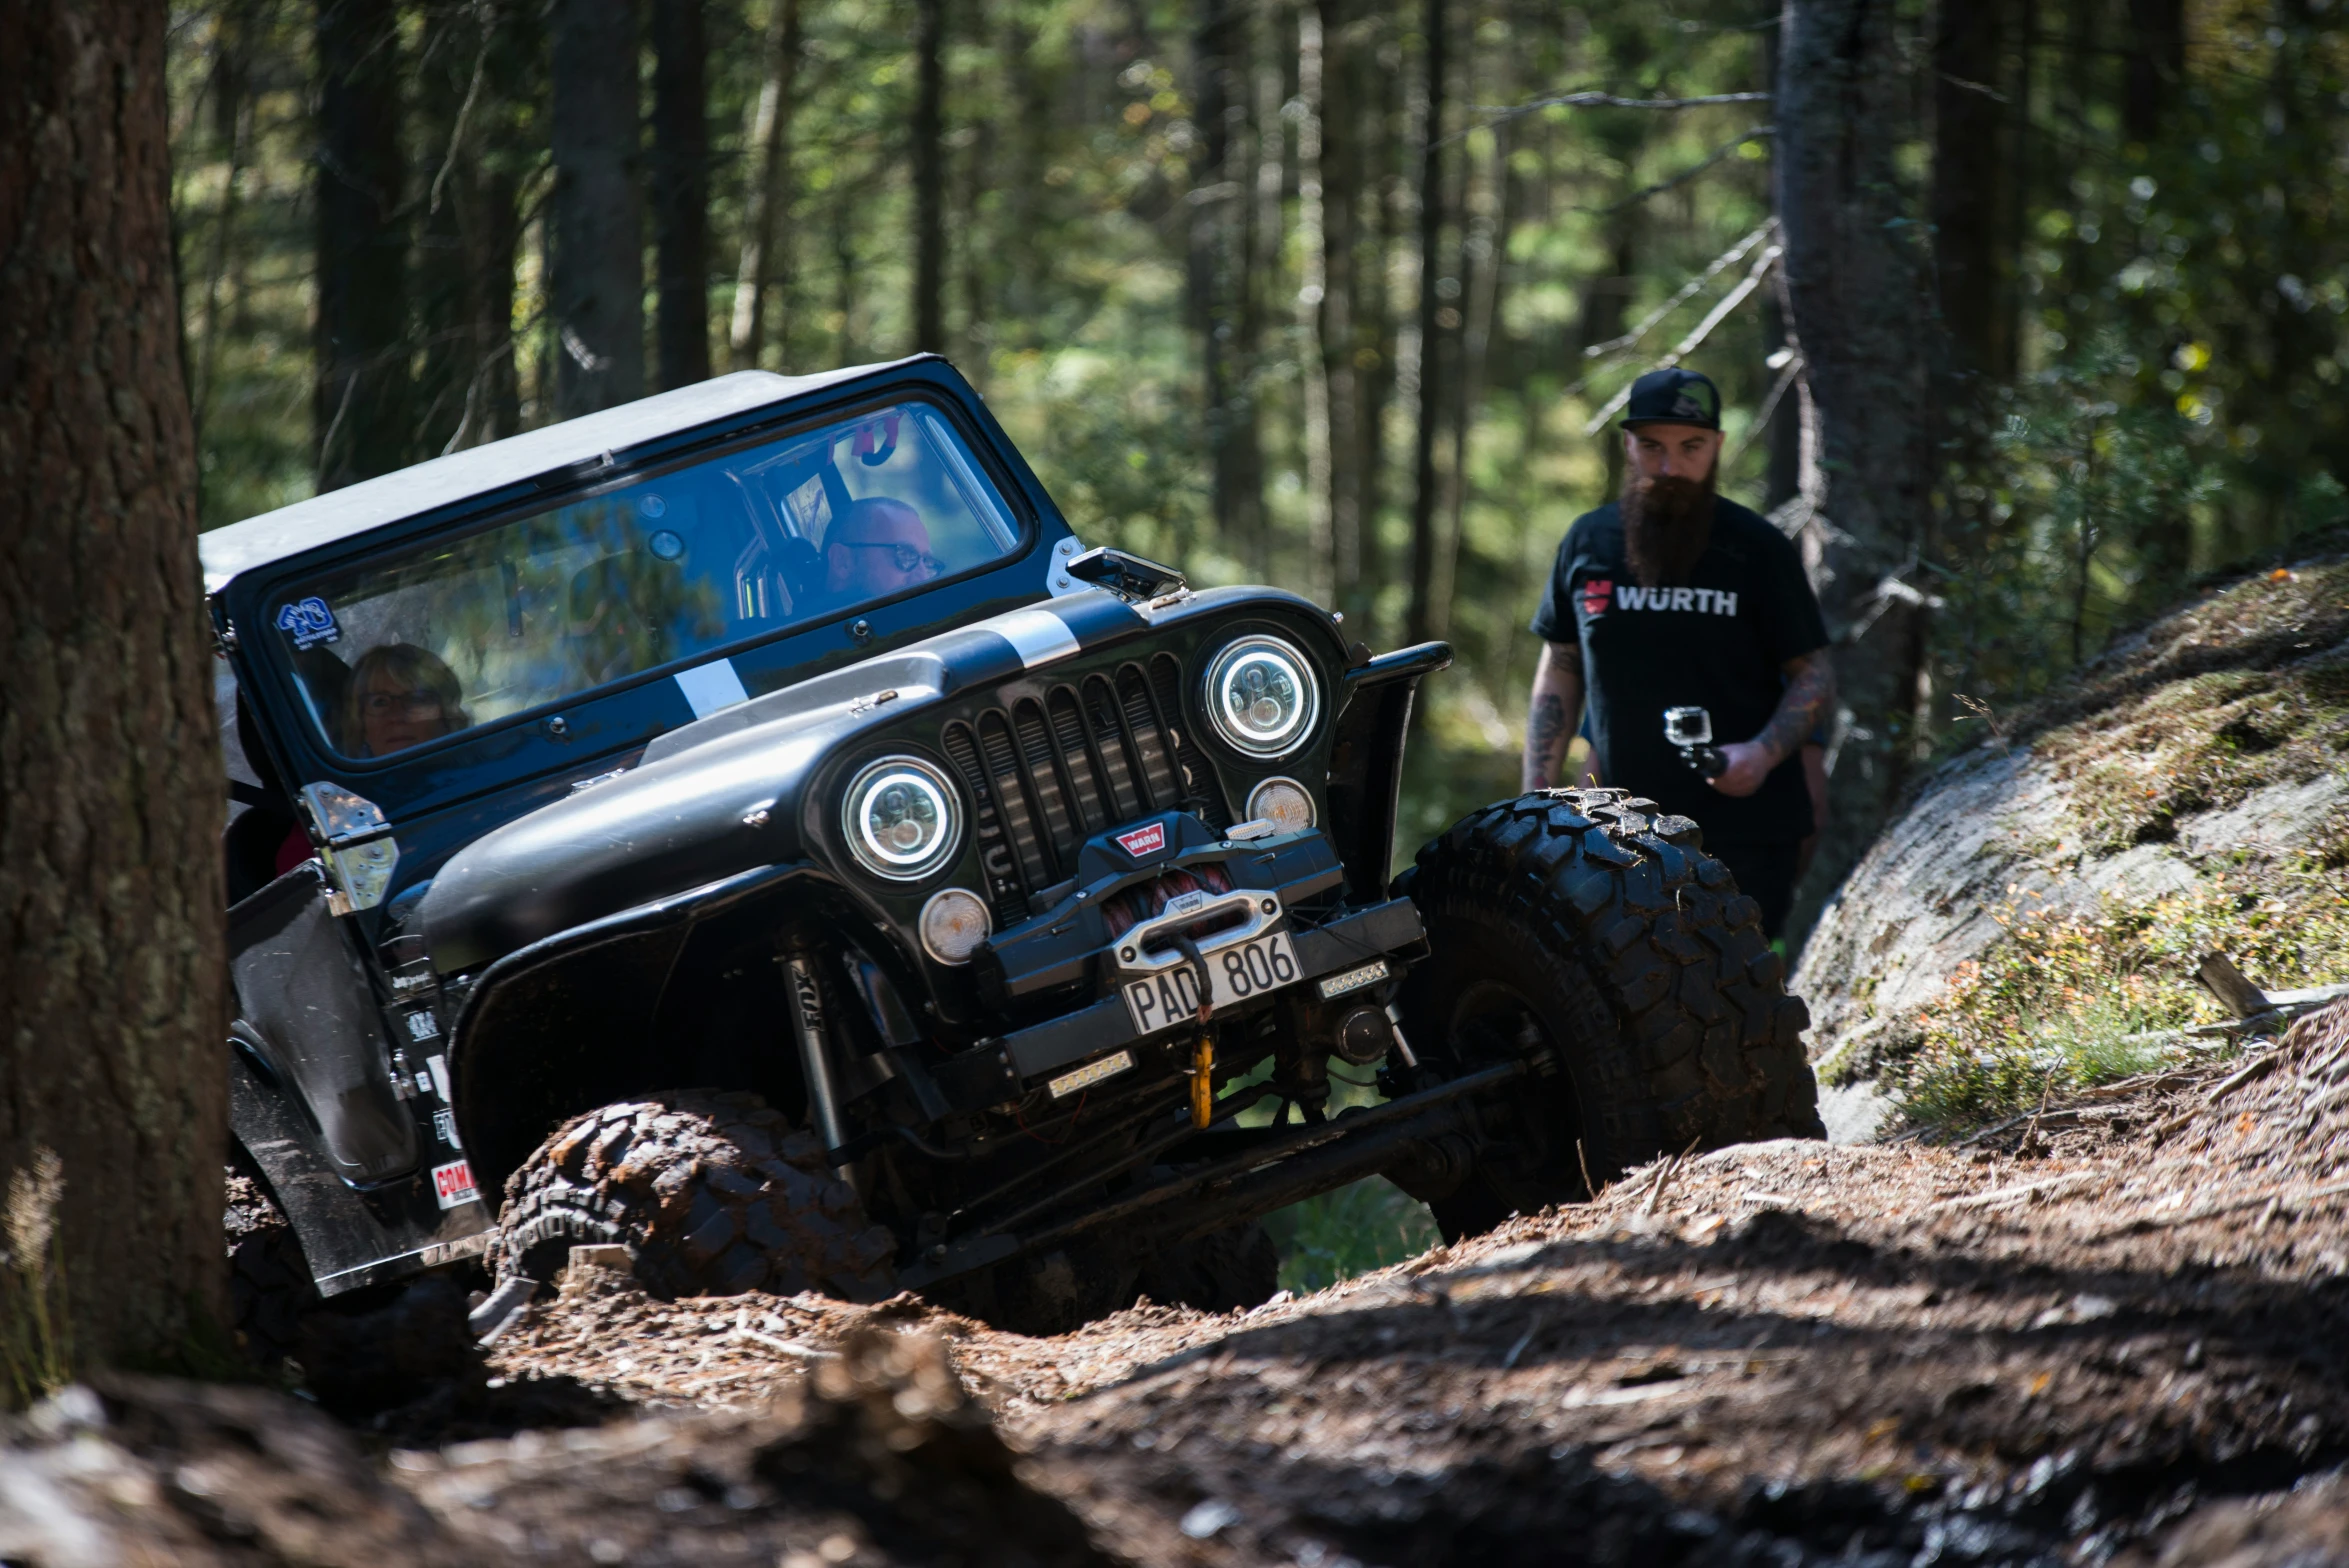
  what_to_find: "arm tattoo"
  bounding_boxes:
[1525,695,1569,790]
[1757,650,1836,766]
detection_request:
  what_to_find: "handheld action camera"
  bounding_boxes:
[1664,705,1727,779]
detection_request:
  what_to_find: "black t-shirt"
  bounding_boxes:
[1530,497,1829,845]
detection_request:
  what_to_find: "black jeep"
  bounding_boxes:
[212,355,1821,1344]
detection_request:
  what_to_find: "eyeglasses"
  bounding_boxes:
[361,689,446,719]
[840,541,943,574]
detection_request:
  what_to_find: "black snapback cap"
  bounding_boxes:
[1622,367,1722,430]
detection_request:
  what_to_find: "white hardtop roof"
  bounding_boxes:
[199,360,922,593]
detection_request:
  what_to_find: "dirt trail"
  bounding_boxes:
[439,1003,2349,1564]
[19,1012,2347,1564]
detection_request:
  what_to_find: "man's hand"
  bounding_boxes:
[1706,740,1775,797]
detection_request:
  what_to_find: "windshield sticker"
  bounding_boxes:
[275,596,340,649]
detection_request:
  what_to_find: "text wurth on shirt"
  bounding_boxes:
[1581,581,1740,617]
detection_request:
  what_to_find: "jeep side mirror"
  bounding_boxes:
[1063,546,1186,602]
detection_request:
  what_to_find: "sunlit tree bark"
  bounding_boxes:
[0,0,226,1373]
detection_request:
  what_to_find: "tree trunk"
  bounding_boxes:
[2123,0,2185,143]
[1295,6,1335,607]
[314,0,411,487]
[414,0,532,454]
[1357,27,1405,639]
[1930,0,2017,382]
[651,0,711,390]
[1316,0,1363,616]
[193,0,255,425]
[728,0,803,371]
[551,0,644,416]
[1774,0,1935,940]
[1191,0,1264,567]
[0,0,226,1375]
[911,0,947,353]
[1433,64,1502,644]
[1404,0,1449,646]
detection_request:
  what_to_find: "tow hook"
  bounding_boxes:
[1190,1037,1215,1129]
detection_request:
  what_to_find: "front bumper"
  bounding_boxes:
[931,893,1427,1112]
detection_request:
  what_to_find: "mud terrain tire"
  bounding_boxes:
[496,1091,899,1301]
[1396,789,1823,1237]
[226,1160,315,1369]
[1138,1222,1283,1314]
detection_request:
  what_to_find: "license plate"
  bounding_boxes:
[1121,931,1300,1035]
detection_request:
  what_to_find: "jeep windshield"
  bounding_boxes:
[270,401,1022,759]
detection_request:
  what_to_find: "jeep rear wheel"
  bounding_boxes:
[495,1091,899,1301]
[226,1157,315,1369]
[1395,789,1823,1239]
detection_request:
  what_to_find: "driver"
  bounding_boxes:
[343,643,470,756]
[820,498,942,604]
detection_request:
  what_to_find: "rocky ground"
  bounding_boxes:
[16,1003,2349,1566]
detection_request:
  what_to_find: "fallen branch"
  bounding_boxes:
[1931,1173,2103,1212]
[733,1328,835,1360]
[2147,1047,2293,1141]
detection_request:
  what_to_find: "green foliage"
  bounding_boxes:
[1266,1177,1440,1296]
[1888,873,2349,1130]
[162,0,2349,950]
[1932,9,2349,733]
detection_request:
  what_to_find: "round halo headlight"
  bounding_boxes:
[1245,777,1316,836]
[920,888,993,964]
[1204,636,1319,758]
[841,757,961,881]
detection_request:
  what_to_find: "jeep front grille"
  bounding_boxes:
[941,653,1227,925]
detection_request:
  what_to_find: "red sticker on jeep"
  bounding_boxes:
[1115,822,1167,858]
[432,1159,480,1209]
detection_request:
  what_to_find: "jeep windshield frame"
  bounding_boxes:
[261,396,1026,764]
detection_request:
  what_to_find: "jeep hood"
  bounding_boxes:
[417,589,1304,974]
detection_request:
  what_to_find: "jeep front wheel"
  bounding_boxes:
[494,1090,899,1301]
[1395,789,1823,1238]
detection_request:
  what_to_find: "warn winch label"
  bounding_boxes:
[431,1159,480,1209]
[1114,821,1167,858]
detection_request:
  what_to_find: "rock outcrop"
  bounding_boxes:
[1793,539,2349,1088]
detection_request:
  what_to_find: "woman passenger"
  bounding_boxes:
[343,643,471,757]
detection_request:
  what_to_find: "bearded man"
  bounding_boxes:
[1522,368,1834,940]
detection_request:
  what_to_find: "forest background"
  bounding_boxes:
[167,0,2349,950]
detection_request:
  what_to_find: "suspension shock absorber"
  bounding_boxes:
[1190,1036,1215,1129]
